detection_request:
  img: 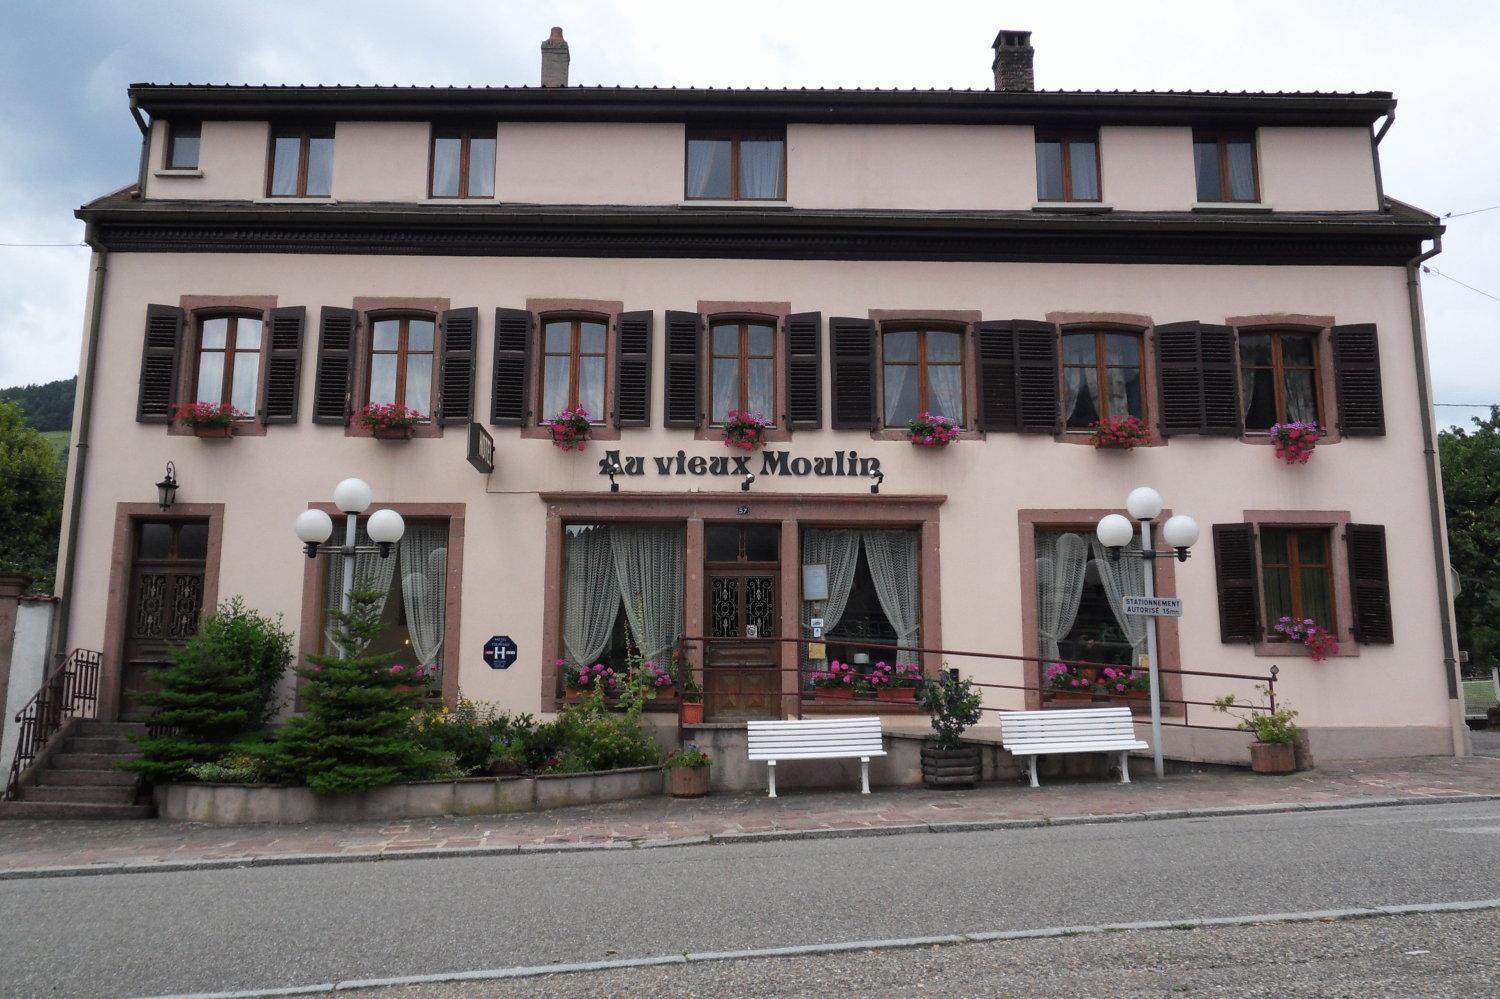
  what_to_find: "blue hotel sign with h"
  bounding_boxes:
[483,635,518,670]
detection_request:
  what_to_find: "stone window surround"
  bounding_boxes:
[522,298,624,442]
[868,308,983,441]
[1241,508,1359,659]
[295,502,467,706]
[1047,311,1165,448]
[347,296,450,439]
[695,300,792,444]
[1017,508,1184,714]
[1227,314,1343,447]
[537,491,945,713]
[98,502,225,721]
[173,295,278,437]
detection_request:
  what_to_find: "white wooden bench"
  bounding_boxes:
[999,707,1149,788]
[746,717,887,798]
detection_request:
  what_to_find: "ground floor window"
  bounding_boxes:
[325,520,449,675]
[802,527,921,682]
[1259,526,1336,635]
[561,523,685,677]
[1034,529,1146,667]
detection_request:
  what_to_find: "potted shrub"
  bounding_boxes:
[1101,666,1150,705]
[722,409,770,451]
[355,402,424,439]
[812,660,858,699]
[1089,414,1149,450]
[1215,687,1300,775]
[1044,661,1097,702]
[906,411,962,447]
[678,665,704,725]
[1274,615,1340,661]
[545,405,592,451]
[665,743,712,797]
[873,661,923,702]
[634,659,675,699]
[915,671,984,788]
[174,401,247,438]
[1269,421,1319,464]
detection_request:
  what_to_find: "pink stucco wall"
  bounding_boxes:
[1258,127,1380,211]
[494,122,684,204]
[62,250,1457,756]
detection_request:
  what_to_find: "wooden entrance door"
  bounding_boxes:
[120,520,209,719]
[704,524,780,720]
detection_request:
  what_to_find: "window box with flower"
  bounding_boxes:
[1100,666,1150,704]
[1044,661,1099,702]
[356,402,425,440]
[906,412,962,447]
[872,660,924,702]
[722,409,770,451]
[1089,414,1150,451]
[632,659,676,700]
[175,401,248,438]
[560,659,617,699]
[1274,615,1340,660]
[1269,421,1319,464]
[811,660,861,699]
[545,405,593,451]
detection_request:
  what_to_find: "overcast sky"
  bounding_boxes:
[1,0,1495,429]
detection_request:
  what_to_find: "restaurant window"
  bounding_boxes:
[882,327,964,426]
[1259,527,1335,636]
[560,524,685,676]
[1034,530,1145,668]
[325,520,450,679]
[166,122,200,170]
[686,129,786,200]
[194,314,262,418]
[801,528,921,680]
[710,319,776,425]
[1239,330,1320,431]
[1193,130,1258,203]
[430,126,496,199]
[1062,330,1144,429]
[540,316,607,423]
[368,315,435,417]
[1035,131,1100,202]
[269,125,334,198]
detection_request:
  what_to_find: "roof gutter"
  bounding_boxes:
[1404,232,1467,752]
[129,96,150,200]
[1373,106,1396,144]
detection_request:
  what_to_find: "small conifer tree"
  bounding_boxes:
[267,583,445,794]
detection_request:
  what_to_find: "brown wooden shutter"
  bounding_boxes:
[1213,523,1261,642]
[975,320,1019,432]
[136,304,184,423]
[1331,324,1385,436]
[262,306,305,424]
[1015,321,1061,434]
[311,306,356,425]
[437,307,477,425]
[829,317,877,429]
[614,310,652,428]
[490,307,533,426]
[663,310,702,429]
[1155,321,1242,436]
[1346,523,1394,643]
[784,311,822,429]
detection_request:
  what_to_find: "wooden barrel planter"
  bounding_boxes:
[669,765,711,798]
[921,743,981,789]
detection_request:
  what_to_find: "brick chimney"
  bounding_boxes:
[992,30,1034,92]
[541,27,569,88]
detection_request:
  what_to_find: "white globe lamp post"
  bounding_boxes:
[294,477,404,621]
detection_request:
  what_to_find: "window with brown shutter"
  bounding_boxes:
[881,326,965,427]
[828,317,877,430]
[613,311,652,428]
[1239,330,1322,431]
[1213,523,1260,642]
[311,306,357,424]
[663,311,703,429]
[1331,324,1385,436]
[263,306,305,424]
[1155,321,1241,436]
[1259,527,1337,634]
[490,308,534,426]
[438,307,477,425]
[972,320,1057,433]
[784,312,821,429]
[136,304,185,423]
[1346,523,1393,643]
[367,315,436,416]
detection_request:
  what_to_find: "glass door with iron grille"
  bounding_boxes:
[121,520,209,719]
[704,523,780,720]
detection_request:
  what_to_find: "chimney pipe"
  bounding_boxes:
[992,29,1034,92]
[541,26,569,88]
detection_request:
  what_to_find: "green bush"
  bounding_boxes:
[122,597,293,784]
[916,670,983,749]
[1214,686,1299,745]
[531,689,661,774]
[186,750,270,784]
[412,696,536,773]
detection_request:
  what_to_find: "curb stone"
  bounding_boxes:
[4,792,1497,883]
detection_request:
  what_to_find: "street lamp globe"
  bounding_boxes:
[1096,513,1135,549]
[367,508,406,558]
[1161,514,1201,551]
[1125,486,1164,521]
[294,508,334,544]
[332,477,373,515]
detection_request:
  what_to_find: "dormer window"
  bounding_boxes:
[430,126,496,199]
[269,125,334,198]
[1193,130,1258,203]
[1035,130,1099,202]
[166,122,200,170]
[686,128,785,200]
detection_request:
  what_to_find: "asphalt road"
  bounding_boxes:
[3,800,1499,998]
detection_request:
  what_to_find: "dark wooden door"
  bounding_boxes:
[703,523,781,720]
[121,520,209,719]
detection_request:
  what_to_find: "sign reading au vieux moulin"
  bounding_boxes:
[598,449,883,480]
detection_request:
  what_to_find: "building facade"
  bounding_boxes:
[57,29,1466,763]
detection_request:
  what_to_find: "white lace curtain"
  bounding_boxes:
[610,525,685,663]
[862,529,922,665]
[1035,532,1090,661]
[325,523,398,654]
[562,526,621,668]
[1090,538,1148,659]
[800,529,862,678]
[739,139,785,199]
[400,523,448,671]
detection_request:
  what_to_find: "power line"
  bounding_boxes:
[1443,205,1500,220]
[0,241,86,247]
[1424,266,1500,303]
[1434,403,1500,408]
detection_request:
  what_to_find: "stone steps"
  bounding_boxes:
[0,800,155,820]
[3,718,150,820]
[35,768,137,787]
[22,784,137,804]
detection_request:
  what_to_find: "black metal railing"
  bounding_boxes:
[4,649,102,800]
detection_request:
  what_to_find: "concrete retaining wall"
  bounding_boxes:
[156,766,664,825]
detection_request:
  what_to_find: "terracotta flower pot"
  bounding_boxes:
[192,424,234,438]
[371,425,414,440]
[680,701,703,725]
[669,764,711,798]
[1092,439,1137,451]
[1109,691,1150,706]
[876,687,917,702]
[1051,689,1095,703]
[819,686,855,700]
[1249,741,1296,775]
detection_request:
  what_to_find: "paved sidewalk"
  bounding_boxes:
[0,755,1495,876]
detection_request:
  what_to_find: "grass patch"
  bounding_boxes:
[41,430,69,461]
[1463,678,1498,709]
